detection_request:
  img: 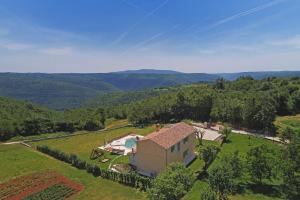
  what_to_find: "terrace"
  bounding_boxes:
[99,134,144,155]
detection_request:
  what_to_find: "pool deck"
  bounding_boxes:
[99,134,144,155]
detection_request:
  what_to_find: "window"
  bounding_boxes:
[183,136,189,144]
[171,145,175,152]
[183,149,189,158]
[177,142,181,152]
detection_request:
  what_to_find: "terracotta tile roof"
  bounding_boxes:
[144,122,196,149]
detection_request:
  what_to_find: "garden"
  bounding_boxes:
[0,171,83,200]
[0,144,147,200]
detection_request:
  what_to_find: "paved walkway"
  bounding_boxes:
[192,122,284,144]
[231,129,283,143]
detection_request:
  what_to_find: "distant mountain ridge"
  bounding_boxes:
[1,70,299,110]
[217,71,300,80]
[114,69,183,74]
[0,72,218,109]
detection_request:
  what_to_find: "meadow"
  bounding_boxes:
[31,125,155,169]
[1,123,285,200]
[274,114,300,134]
[0,144,146,200]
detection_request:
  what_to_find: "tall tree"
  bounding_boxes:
[246,145,277,184]
[282,134,300,200]
[148,163,195,200]
[209,166,234,200]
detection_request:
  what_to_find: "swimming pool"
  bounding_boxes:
[125,138,137,149]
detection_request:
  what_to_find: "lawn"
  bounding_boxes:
[3,119,130,143]
[105,118,129,129]
[31,126,155,169]
[274,114,300,134]
[5,132,72,142]
[184,133,284,200]
[0,144,146,200]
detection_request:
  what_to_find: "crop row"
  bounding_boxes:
[22,183,77,200]
[0,171,83,200]
[0,171,60,200]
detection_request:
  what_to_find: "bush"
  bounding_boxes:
[36,145,151,190]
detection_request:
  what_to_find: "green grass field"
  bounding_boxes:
[31,126,155,169]
[274,114,300,134]
[184,133,283,200]
[1,124,285,200]
[0,144,146,200]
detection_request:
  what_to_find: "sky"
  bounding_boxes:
[0,0,300,73]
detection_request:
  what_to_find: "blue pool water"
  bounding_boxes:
[125,138,137,149]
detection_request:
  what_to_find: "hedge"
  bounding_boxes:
[36,145,152,191]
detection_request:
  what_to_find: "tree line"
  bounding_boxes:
[0,97,105,141]
[107,76,300,134]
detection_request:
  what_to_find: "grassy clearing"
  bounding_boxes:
[5,132,71,143]
[185,133,283,200]
[105,119,129,129]
[31,126,155,169]
[274,114,300,134]
[0,144,146,200]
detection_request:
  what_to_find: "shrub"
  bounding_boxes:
[36,145,151,190]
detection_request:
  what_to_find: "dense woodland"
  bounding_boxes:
[110,76,300,134]
[1,76,300,141]
[0,72,217,109]
[0,97,105,141]
[2,71,300,109]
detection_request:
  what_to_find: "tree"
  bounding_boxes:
[246,145,276,184]
[200,186,217,200]
[209,166,234,200]
[219,126,231,143]
[97,108,106,127]
[214,78,225,90]
[280,126,293,144]
[200,145,220,171]
[222,151,243,179]
[196,128,205,146]
[282,134,300,200]
[148,163,195,200]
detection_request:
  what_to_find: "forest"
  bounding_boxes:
[1,76,300,141]
[0,97,105,141]
[109,76,300,134]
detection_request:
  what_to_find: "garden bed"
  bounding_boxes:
[0,171,83,200]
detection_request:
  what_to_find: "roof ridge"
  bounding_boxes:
[143,122,195,149]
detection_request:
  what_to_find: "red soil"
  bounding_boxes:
[0,171,84,200]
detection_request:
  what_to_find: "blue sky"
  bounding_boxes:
[0,0,299,73]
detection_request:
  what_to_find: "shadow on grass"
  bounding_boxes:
[235,182,283,199]
[196,170,208,180]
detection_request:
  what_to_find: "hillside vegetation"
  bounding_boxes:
[1,76,300,141]
[0,73,218,109]
[0,96,105,141]
[107,76,300,134]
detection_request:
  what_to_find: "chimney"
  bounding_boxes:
[156,123,161,132]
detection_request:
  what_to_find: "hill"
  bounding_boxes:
[0,96,106,141]
[217,71,300,80]
[114,69,183,74]
[0,73,218,109]
[1,71,300,110]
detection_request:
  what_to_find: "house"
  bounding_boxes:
[130,122,196,177]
